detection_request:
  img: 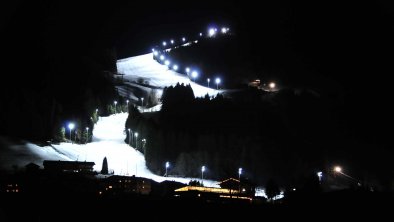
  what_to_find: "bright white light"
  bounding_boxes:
[134,132,138,137]
[239,168,242,175]
[185,67,190,73]
[221,27,228,33]
[172,65,178,71]
[170,39,174,44]
[207,78,210,82]
[215,78,221,84]
[199,33,203,36]
[151,48,155,52]
[182,37,186,42]
[160,55,165,61]
[166,161,170,168]
[153,51,158,56]
[269,82,276,89]
[191,71,198,78]
[334,166,342,173]
[86,127,89,131]
[201,166,205,172]
[68,123,75,130]
[317,172,323,177]
[126,99,129,104]
[164,60,170,66]
[162,41,167,46]
[114,101,117,105]
[208,28,216,37]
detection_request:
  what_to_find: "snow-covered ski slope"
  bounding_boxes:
[116,53,219,98]
[0,113,219,187]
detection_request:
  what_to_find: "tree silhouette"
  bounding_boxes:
[101,157,108,174]
[265,179,280,201]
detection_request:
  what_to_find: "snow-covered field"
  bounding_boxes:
[0,113,219,187]
[116,53,221,100]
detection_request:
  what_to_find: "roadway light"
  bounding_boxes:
[191,71,198,82]
[173,65,178,71]
[160,55,165,61]
[215,78,221,90]
[165,161,170,177]
[68,123,75,143]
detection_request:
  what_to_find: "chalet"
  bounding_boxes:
[101,175,152,195]
[174,178,255,203]
[43,160,95,173]
[219,178,255,197]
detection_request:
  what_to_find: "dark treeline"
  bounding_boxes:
[125,84,366,187]
[0,1,118,142]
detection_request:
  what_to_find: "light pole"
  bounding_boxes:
[185,67,190,76]
[317,171,323,184]
[201,166,205,185]
[85,127,89,144]
[165,161,170,177]
[95,108,99,122]
[334,166,361,186]
[238,167,242,193]
[126,100,129,112]
[134,132,138,149]
[191,71,198,82]
[68,123,74,143]
[142,138,146,151]
[128,128,131,146]
[141,98,144,113]
[215,78,221,90]
[207,78,210,88]
[269,82,276,91]
[114,101,117,114]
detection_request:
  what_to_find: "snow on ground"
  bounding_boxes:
[117,53,221,98]
[0,113,219,187]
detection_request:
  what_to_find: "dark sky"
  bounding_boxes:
[1,0,394,145]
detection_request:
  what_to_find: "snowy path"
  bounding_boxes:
[117,53,221,99]
[50,113,219,187]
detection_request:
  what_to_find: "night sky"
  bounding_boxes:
[1,1,393,176]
